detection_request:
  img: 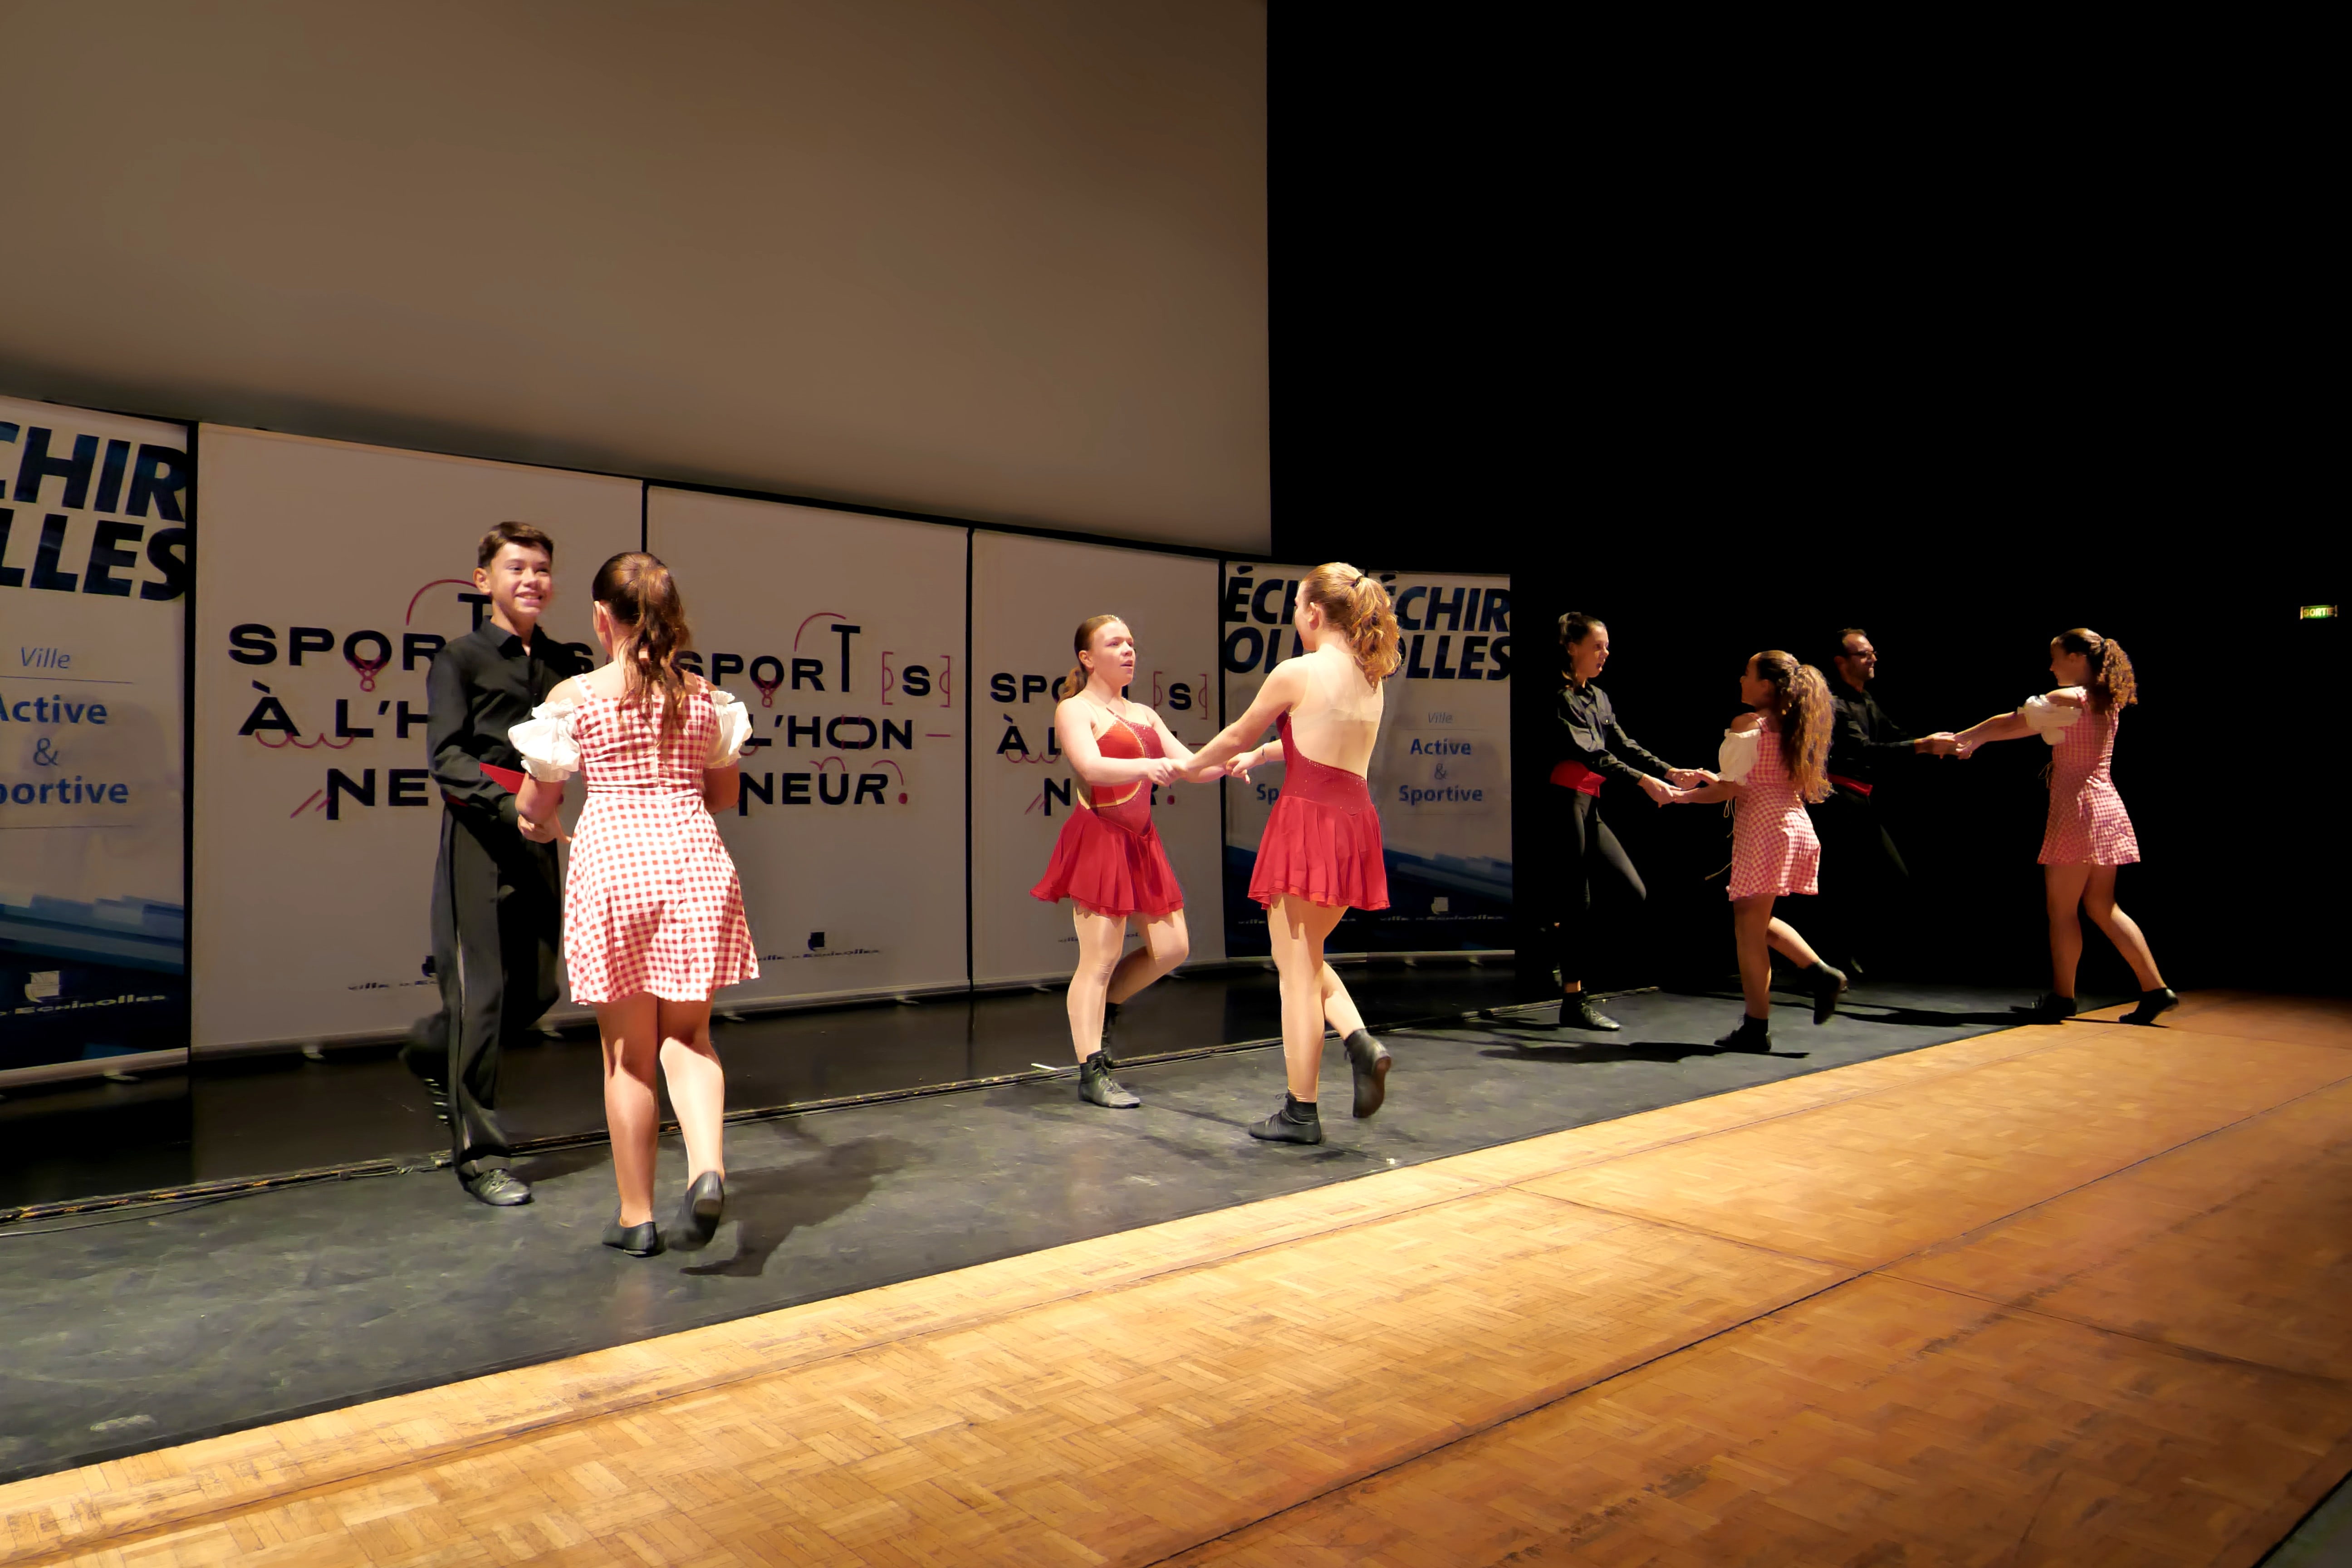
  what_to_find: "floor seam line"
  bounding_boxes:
[1506,1188,1852,1271]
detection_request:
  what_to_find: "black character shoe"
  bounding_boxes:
[1559,994,1623,1032]
[1342,1029,1392,1119]
[1808,962,1848,1026]
[602,1216,663,1257]
[2121,987,2179,1026]
[1078,1050,1141,1109]
[2014,992,2077,1024]
[673,1171,725,1249]
[461,1167,533,1207]
[1248,1093,1324,1145]
[1715,1015,1773,1053]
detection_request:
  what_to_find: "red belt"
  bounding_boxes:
[1828,773,1872,797]
[443,763,530,811]
[1548,760,1604,797]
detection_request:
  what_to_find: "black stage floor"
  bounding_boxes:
[0,965,2070,1485]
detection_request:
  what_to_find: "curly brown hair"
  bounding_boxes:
[1751,650,1832,802]
[1300,563,1402,681]
[592,552,695,740]
[2055,628,2137,713]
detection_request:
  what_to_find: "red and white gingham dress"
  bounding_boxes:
[2038,699,2140,867]
[1725,721,1821,901]
[555,692,758,1003]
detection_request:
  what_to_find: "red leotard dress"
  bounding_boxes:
[1030,713,1184,918]
[2039,703,2140,867]
[1248,712,1390,911]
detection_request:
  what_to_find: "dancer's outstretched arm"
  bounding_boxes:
[1955,688,2083,755]
[1055,698,1178,788]
[1188,662,1303,775]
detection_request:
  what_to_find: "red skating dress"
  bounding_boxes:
[1248,712,1390,911]
[514,688,759,1004]
[2027,691,2140,867]
[1721,720,1821,901]
[1030,713,1184,918]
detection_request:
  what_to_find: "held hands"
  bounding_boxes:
[1666,767,1717,788]
[1142,757,1181,787]
[518,814,565,844]
[1224,746,1263,785]
[1916,732,1961,757]
[1638,774,1683,808]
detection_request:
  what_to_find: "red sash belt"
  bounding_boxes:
[443,763,529,811]
[1548,759,1605,796]
[1828,773,1873,797]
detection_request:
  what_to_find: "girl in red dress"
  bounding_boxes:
[1657,651,1845,1052]
[512,553,757,1257]
[1187,564,1401,1146]
[1951,628,2175,1025]
[1032,615,1225,1109]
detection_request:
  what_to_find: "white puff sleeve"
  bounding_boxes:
[2021,690,2084,746]
[1716,726,1760,784]
[509,701,581,782]
[706,690,752,768]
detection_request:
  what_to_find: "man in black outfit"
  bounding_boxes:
[401,522,591,1206]
[1815,628,1955,976]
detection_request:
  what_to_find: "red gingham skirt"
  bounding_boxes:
[565,789,758,1003]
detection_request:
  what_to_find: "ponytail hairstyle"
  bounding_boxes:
[1558,610,1606,655]
[1751,650,1833,803]
[2056,627,2137,713]
[1058,613,1125,699]
[1298,562,1402,681]
[591,551,694,740]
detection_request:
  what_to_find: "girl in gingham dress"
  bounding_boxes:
[1657,651,1847,1052]
[513,552,757,1257]
[1953,628,2175,1026]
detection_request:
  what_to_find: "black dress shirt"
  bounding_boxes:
[1825,678,1916,787]
[427,622,592,827]
[1555,680,1674,787]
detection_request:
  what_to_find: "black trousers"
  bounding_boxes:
[402,805,562,1170]
[1811,786,1909,966]
[1542,788,1646,991]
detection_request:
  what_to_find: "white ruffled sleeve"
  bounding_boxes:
[2021,690,2084,746]
[509,701,581,782]
[706,690,752,768]
[1717,726,1760,784]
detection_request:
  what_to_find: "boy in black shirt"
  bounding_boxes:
[401,522,590,1205]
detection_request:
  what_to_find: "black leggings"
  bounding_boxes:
[1545,788,1646,990]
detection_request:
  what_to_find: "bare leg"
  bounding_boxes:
[1318,962,1367,1037]
[1107,909,1190,1006]
[596,994,661,1225]
[1066,906,1129,1063]
[1730,896,1776,1019]
[657,999,724,1181]
[1764,916,1822,970]
[1268,895,1348,1100]
[2081,865,2166,990]
[2044,863,2092,998]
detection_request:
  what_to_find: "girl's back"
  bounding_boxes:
[1285,645,1384,776]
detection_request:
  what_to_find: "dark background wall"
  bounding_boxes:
[1269,20,2343,996]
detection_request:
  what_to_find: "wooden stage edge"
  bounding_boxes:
[6,989,2351,1566]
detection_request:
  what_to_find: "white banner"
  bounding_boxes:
[647,489,966,1003]
[970,532,1224,984]
[1220,564,1513,954]
[191,426,640,1050]
[1,397,191,1078]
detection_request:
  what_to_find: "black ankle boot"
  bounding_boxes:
[1808,961,1847,1026]
[1343,1029,1391,1119]
[1099,1001,1123,1066]
[2016,992,2077,1024]
[2121,987,2179,1026]
[1559,993,1622,1031]
[1078,1049,1141,1108]
[1716,1015,1772,1053]
[1248,1093,1323,1145]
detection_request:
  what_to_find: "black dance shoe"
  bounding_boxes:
[461,1167,532,1206]
[1343,1029,1392,1119]
[1808,962,1848,1026]
[2015,992,2077,1024]
[602,1217,663,1257]
[1716,1015,1773,1053]
[1559,994,1623,1032]
[2121,987,2180,1026]
[1248,1093,1324,1145]
[1099,1001,1123,1064]
[673,1171,726,1249]
[1078,1050,1141,1109]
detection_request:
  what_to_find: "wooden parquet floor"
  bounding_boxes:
[6,991,2349,1567]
